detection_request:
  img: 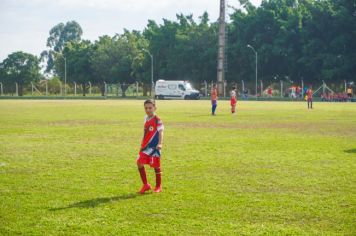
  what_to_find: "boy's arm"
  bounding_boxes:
[157,130,164,150]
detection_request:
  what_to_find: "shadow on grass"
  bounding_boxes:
[50,193,139,211]
[344,149,356,154]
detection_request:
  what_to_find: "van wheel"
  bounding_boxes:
[184,95,189,100]
[158,95,164,100]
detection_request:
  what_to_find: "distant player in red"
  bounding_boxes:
[211,84,218,115]
[137,99,164,194]
[306,86,313,109]
[230,86,237,114]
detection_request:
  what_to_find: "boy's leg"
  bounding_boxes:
[137,156,152,194]
[154,167,162,188]
[212,101,217,115]
[137,163,148,185]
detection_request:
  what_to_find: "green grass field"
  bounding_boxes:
[0,100,355,235]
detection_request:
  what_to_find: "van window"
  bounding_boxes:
[168,84,177,90]
[178,84,186,91]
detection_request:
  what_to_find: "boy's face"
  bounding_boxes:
[144,103,156,116]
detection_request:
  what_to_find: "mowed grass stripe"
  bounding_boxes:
[0,100,355,235]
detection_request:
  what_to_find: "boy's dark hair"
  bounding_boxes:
[144,99,156,106]
[232,86,236,90]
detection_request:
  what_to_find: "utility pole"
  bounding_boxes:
[58,54,67,98]
[217,0,226,95]
[142,49,154,98]
[247,44,258,99]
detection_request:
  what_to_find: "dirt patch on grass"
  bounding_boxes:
[47,120,122,126]
[169,121,356,136]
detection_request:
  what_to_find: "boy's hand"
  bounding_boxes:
[156,144,162,150]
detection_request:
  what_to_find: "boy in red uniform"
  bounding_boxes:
[137,99,164,194]
[211,84,218,115]
[307,86,313,109]
[230,86,237,114]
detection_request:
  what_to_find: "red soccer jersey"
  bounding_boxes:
[230,90,237,106]
[211,88,218,101]
[307,89,313,98]
[140,115,164,156]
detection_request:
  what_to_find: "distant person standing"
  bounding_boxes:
[306,86,313,109]
[230,87,237,114]
[267,87,273,98]
[347,87,353,101]
[243,89,248,100]
[211,84,218,115]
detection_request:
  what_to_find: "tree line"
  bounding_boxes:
[0,0,354,96]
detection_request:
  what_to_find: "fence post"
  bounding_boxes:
[344,80,347,93]
[223,80,227,98]
[0,82,3,96]
[260,80,263,97]
[242,80,245,92]
[280,80,283,98]
[89,82,92,95]
[136,81,139,97]
[74,82,77,95]
[322,80,326,95]
[117,83,120,97]
[59,81,62,96]
[31,82,34,96]
[45,81,48,96]
[301,79,304,98]
[104,82,107,99]
[204,81,207,97]
[15,82,18,96]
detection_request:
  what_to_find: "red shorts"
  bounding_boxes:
[137,152,160,168]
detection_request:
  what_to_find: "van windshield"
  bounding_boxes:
[185,83,193,90]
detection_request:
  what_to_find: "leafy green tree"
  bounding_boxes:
[91,35,116,96]
[1,52,41,96]
[143,12,218,88]
[46,77,62,95]
[42,21,83,74]
[57,40,94,96]
[91,31,148,97]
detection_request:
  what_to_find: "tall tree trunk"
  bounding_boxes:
[100,82,105,96]
[18,83,23,96]
[82,83,86,96]
[143,83,149,96]
[121,83,128,97]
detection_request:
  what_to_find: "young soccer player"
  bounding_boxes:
[211,84,218,115]
[306,86,313,109]
[230,86,237,114]
[347,87,353,101]
[137,99,164,194]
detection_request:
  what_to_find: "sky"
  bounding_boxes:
[0,0,261,61]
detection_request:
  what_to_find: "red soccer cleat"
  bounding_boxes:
[153,186,162,193]
[139,184,151,194]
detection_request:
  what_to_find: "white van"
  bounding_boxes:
[155,80,200,100]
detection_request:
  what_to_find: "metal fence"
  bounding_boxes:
[0,80,354,102]
[0,81,148,98]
